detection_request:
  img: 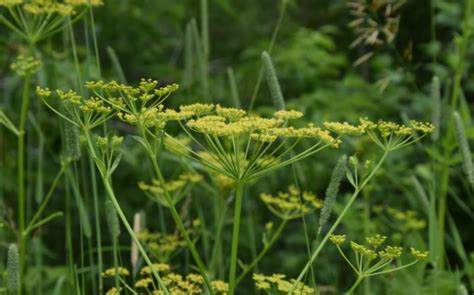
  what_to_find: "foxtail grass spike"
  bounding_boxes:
[431,76,441,141]
[261,51,285,110]
[453,111,474,186]
[64,122,81,161]
[319,155,347,233]
[7,243,19,293]
[105,199,120,238]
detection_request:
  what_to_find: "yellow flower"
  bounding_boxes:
[273,109,304,120]
[329,234,346,245]
[139,263,170,275]
[102,267,129,277]
[410,247,429,260]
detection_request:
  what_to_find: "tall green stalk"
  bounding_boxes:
[17,72,31,295]
[143,142,214,293]
[228,182,244,295]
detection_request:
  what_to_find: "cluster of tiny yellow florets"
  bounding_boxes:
[329,234,346,245]
[260,185,322,220]
[1,0,104,15]
[103,263,229,295]
[329,234,428,261]
[324,117,434,138]
[138,230,186,261]
[410,247,429,260]
[253,273,314,295]
[10,55,42,76]
[273,109,304,120]
[373,206,426,231]
[37,87,112,117]
[138,172,202,194]
[101,267,130,277]
[139,263,171,275]
[185,110,340,147]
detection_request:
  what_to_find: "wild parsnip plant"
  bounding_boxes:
[328,234,428,293]
[2,1,473,294]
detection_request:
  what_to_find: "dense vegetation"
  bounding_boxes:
[1,0,473,294]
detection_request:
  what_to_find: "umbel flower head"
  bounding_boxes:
[159,103,340,182]
[1,0,104,43]
[37,86,113,130]
[260,185,322,220]
[138,172,203,207]
[330,233,429,281]
[253,273,314,295]
[324,117,434,151]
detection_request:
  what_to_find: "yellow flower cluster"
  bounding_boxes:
[378,245,403,260]
[105,287,120,295]
[101,267,130,277]
[374,206,426,231]
[180,103,214,116]
[329,234,346,245]
[139,172,202,194]
[260,185,322,220]
[324,121,366,135]
[410,247,429,260]
[253,273,314,295]
[216,104,246,121]
[350,241,378,260]
[24,2,75,15]
[365,234,386,248]
[65,0,104,6]
[103,263,228,294]
[0,0,104,7]
[138,230,186,261]
[38,87,112,124]
[10,55,42,76]
[273,109,304,120]
[145,273,227,295]
[0,0,22,6]
[178,105,340,146]
[140,263,170,275]
[325,117,434,137]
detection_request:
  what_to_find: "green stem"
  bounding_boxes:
[289,151,389,294]
[147,151,214,294]
[347,275,365,294]
[228,182,244,295]
[101,176,170,295]
[236,219,287,284]
[89,155,103,293]
[84,132,169,294]
[17,73,32,295]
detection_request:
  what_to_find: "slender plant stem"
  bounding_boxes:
[89,155,103,292]
[146,150,214,294]
[84,131,170,294]
[228,182,244,295]
[347,275,364,294]
[101,176,170,295]
[17,72,31,295]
